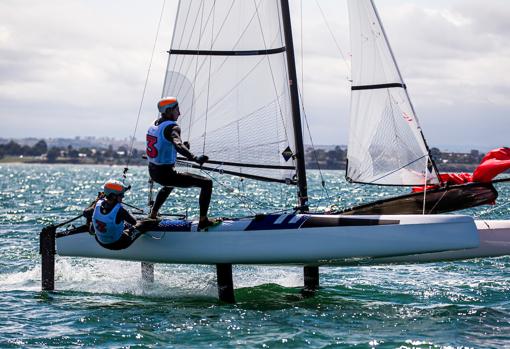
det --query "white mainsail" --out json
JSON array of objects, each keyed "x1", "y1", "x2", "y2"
[
  {"x1": 162, "y1": 0, "x2": 297, "y2": 184},
  {"x1": 346, "y1": 0, "x2": 440, "y2": 186}
]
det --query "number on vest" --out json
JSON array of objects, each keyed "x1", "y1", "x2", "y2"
[
  {"x1": 95, "y1": 220, "x2": 107, "y2": 233},
  {"x1": 146, "y1": 135, "x2": 158, "y2": 158}
]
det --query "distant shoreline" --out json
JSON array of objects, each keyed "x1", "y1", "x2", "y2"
[{"x1": 0, "y1": 157, "x2": 481, "y2": 173}]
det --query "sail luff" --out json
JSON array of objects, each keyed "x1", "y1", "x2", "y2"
[
  {"x1": 368, "y1": 0, "x2": 442, "y2": 184},
  {"x1": 280, "y1": 0, "x2": 308, "y2": 210}
]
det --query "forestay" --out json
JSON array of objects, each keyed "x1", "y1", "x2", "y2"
[
  {"x1": 346, "y1": 0, "x2": 440, "y2": 186},
  {"x1": 162, "y1": 0, "x2": 297, "y2": 184}
]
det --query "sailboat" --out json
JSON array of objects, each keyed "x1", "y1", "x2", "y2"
[{"x1": 47, "y1": 0, "x2": 510, "y2": 300}]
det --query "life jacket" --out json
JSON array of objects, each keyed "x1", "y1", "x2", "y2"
[
  {"x1": 92, "y1": 199, "x2": 124, "y2": 244},
  {"x1": 146, "y1": 119, "x2": 177, "y2": 165}
]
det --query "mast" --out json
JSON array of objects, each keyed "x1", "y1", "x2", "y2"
[{"x1": 280, "y1": 0, "x2": 308, "y2": 211}]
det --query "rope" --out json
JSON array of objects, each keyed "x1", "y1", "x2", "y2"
[
  {"x1": 123, "y1": 202, "x2": 145, "y2": 214},
  {"x1": 199, "y1": 168, "x2": 256, "y2": 215},
  {"x1": 199, "y1": 167, "x2": 290, "y2": 216},
  {"x1": 475, "y1": 200, "x2": 510, "y2": 219},
  {"x1": 51, "y1": 214, "x2": 83, "y2": 230},
  {"x1": 422, "y1": 156, "x2": 429, "y2": 214},
  {"x1": 123, "y1": 0, "x2": 167, "y2": 178}
]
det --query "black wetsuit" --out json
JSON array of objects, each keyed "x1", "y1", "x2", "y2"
[
  {"x1": 149, "y1": 119, "x2": 212, "y2": 217},
  {"x1": 83, "y1": 202, "x2": 139, "y2": 250}
]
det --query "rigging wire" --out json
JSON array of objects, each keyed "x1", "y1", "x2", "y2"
[
  {"x1": 314, "y1": 0, "x2": 351, "y2": 80},
  {"x1": 422, "y1": 156, "x2": 429, "y2": 214},
  {"x1": 124, "y1": 0, "x2": 167, "y2": 178},
  {"x1": 188, "y1": 0, "x2": 206, "y2": 141},
  {"x1": 197, "y1": 163, "x2": 295, "y2": 216},
  {"x1": 253, "y1": 0, "x2": 292, "y2": 148},
  {"x1": 295, "y1": 0, "x2": 330, "y2": 204},
  {"x1": 199, "y1": 169, "x2": 257, "y2": 215},
  {"x1": 167, "y1": 1, "x2": 193, "y2": 90},
  {"x1": 298, "y1": 87, "x2": 331, "y2": 202},
  {"x1": 202, "y1": 0, "x2": 217, "y2": 154}
]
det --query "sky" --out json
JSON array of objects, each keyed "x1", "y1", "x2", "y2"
[{"x1": 0, "y1": 0, "x2": 509, "y2": 152}]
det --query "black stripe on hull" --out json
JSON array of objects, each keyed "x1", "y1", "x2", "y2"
[{"x1": 301, "y1": 215, "x2": 399, "y2": 228}]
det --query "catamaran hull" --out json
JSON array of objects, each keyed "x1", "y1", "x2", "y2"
[
  {"x1": 341, "y1": 220, "x2": 510, "y2": 266},
  {"x1": 56, "y1": 214, "x2": 480, "y2": 265}
]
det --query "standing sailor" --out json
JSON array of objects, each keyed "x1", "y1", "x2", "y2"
[
  {"x1": 147, "y1": 96, "x2": 216, "y2": 230},
  {"x1": 84, "y1": 179, "x2": 140, "y2": 250}
]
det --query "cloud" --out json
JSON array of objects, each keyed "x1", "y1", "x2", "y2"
[
  {"x1": 0, "y1": 0, "x2": 176, "y2": 137},
  {"x1": 0, "y1": 0, "x2": 507, "y2": 150}
]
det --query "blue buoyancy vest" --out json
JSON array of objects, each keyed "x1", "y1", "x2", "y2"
[
  {"x1": 92, "y1": 200, "x2": 124, "y2": 244},
  {"x1": 146, "y1": 120, "x2": 177, "y2": 165}
]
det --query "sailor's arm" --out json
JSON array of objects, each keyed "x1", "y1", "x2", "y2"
[
  {"x1": 83, "y1": 206, "x2": 94, "y2": 223},
  {"x1": 118, "y1": 207, "x2": 137, "y2": 226},
  {"x1": 164, "y1": 124, "x2": 195, "y2": 160}
]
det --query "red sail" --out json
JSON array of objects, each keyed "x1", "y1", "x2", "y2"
[
  {"x1": 472, "y1": 147, "x2": 510, "y2": 182},
  {"x1": 412, "y1": 147, "x2": 510, "y2": 193},
  {"x1": 412, "y1": 173, "x2": 472, "y2": 193}
]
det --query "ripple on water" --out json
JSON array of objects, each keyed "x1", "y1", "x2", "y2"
[{"x1": 0, "y1": 164, "x2": 509, "y2": 348}]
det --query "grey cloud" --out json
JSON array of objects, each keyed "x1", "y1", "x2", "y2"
[
  {"x1": 0, "y1": 0, "x2": 507, "y2": 149},
  {"x1": 458, "y1": 0, "x2": 510, "y2": 35}
]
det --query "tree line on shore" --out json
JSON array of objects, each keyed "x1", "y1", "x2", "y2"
[
  {"x1": 0, "y1": 139, "x2": 488, "y2": 170},
  {"x1": 304, "y1": 146, "x2": 485, "y2": 172},
  {"x1": 0, "y1": 140, "x2": 143, "y2": 164}
]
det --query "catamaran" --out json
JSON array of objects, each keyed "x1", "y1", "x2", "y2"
[{"x1": 41, "y1": 0, "x2": 510, "y2": 302}]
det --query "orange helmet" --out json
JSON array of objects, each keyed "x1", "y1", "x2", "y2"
[
  {"x1": 103, "y1": 179, "x2": 130, "y2": 197},
  {"x1": 158, "y1": 96, "x2": 178, "y2": 113}
]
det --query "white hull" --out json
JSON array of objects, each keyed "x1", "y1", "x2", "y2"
[
  {"x1": 57, "y1": 214, "x2": 480, "y2": 265},
  {"x1": 346, "y1": 220, "x2": 510, "y2": 266}
]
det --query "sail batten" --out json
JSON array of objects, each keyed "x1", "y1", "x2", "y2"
[
  {"x1": 346, "y1": 0, "x2": 440, "y2": 186},
  {"x1": 169, "y1": 47, "x2": 286, "y2": 56},
  {"x1": 352, "y1": 83, "x2": 406, "y2": 91}
]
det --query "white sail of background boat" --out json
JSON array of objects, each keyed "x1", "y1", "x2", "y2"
[
  {"x1": 54, "y1": 0, "x2": 510, "y2": 277},
  {"x1": 340, "y1": 0, "x2": 507, "y2": 215},
  {"x1": 346, "y1": 0, "x2": 440, "y2": 186}
]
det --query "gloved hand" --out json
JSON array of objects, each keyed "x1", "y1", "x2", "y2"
[
  {"x1": 183, "y1": 141, "x2": 190, "y2": 149},
  {"x1": 194, "y1": 155, "x2": 209, "y2": 165}
]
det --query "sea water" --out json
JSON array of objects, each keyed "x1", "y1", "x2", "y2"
[{"x1": 0, "y1": 164, "x2": 509, "y2": 348}]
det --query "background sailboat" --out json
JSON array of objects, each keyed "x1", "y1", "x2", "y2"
[{"x1": 339, "y1": 0, "x2": 509, "y2": 215}]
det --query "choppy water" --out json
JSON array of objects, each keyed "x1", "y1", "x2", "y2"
[{"x1": 1, "y1": 164, "x2": 509, "y2": 348}]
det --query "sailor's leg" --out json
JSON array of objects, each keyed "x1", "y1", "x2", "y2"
[
  {"x1": 197, "y1": 177, "x2": 213, "y2": 219},
  {"x1": 170, "y1": 172, "x2": 213, "y2": 220},
  {"x1": 150, "y1": 186, "x2": 173, "y2": 218}
]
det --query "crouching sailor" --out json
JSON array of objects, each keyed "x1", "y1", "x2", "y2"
[{"x1": 84, "y1": 179, "x2": 140, "y2": 250}]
